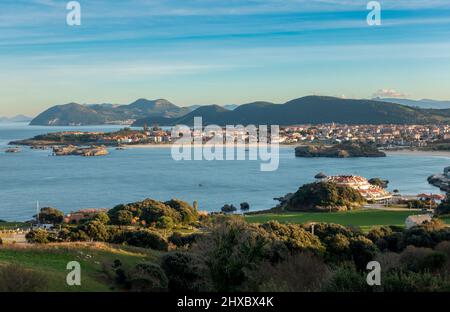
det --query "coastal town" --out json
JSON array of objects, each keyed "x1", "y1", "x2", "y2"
[{"x1": 7, "y1": 123, "x2": 450, "y2": 152}]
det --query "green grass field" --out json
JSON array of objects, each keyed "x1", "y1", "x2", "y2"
[
  {"x1": 244, "y1": 209, "x2": 448, "y2": 230},
  {"x1": 0, "y1": 243, "x2": 160, "y2": 292}
]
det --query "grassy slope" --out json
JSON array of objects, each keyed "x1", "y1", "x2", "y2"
[
  {"x1": 245, "y1": 209, "x2": 450, "y2": 230},
  {"x1": 0, "y1": 243, "x2": 160, "y2": 292}
]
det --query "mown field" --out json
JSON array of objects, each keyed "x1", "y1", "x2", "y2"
[
  {"x1": 245, "y1": 209, "x2": 450, "y2": 230},
  {"x1": 0, "y1": 243, "x2": 160, "y2": 292}
]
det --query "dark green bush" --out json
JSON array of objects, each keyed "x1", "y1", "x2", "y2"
[
  {"x1": 110, "y1": 229, "x2": 169, "y2": 251},
  {"x1": 161, "y1": 252, "x2": 204, "y2": 292}
]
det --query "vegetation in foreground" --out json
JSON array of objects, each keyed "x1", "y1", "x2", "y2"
[
  {"x1": 4, "y1": 216, "x2": 450, "y2": 292},
  {"x1": 2, "y1": 190, "x2": 450, "y2": 292}
]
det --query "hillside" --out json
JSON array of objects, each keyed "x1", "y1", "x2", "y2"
[
  {"x1": 133, "y1": 96, "x2": 450, "y2": 126},
  {"x1": 30, "y1": 99, "x2": 190, "y2": 126},
  {"x1": 0, "y1": 243, "x2": 159, "y2": 292}
]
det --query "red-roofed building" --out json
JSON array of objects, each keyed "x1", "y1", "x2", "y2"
[{"x1": 325, "y1": 175, "x2": 392, "y2": 201}]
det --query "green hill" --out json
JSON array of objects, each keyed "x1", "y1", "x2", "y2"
[{"x1": 30, "y1": 99, "x2": 190, "y2": 126}]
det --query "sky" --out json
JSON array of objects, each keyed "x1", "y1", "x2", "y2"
[{"x1": 1, "y1": 0, "x2": 450, "y2": 117}]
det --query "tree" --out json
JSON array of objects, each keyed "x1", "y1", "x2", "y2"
[
  {"x1": 368, "y1": 178, "x2": 389, "y2": 189},
  {"x1": 240, "y1": 202, "x2": 250, "y2": 211},
  {"x1": 113, "y1": 210, "x2": 133, "y2": 226},
  {"x1": 221, "y1": 204, "x2": 237, "y2": 213},
  {"x1": 93, "y1": 211, "x2": 110, "y2": 224},
  {"x1": 349, "y1": 236, "x2": 378, "y2": 271},
  {"x1": 81, "y1": 220, "x2": 109, "y2": 242},
  {"x1": 194, "y1": 219, "x2": 268, "y2": 291},
  {"x1": 38, "y1": 207, "x2": 64, "y2": 224}
]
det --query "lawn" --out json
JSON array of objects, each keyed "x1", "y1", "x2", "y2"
[
  {"x1": 0, "y1": 242, "x2": 160, "y2": 292},
  {"x1": 244, "y1": 209, "x2": 444, "y2": 230}
]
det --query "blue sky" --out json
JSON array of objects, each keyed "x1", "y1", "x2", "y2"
[{"x1": 1, "y1": 0, "x2": 450, "y2": 116}]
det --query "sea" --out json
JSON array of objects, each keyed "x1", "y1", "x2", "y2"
[{"x1": 0, "y1": 122, "x2": 448, "y2": 221}]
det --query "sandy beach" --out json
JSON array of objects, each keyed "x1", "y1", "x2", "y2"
[{"x1": 385, "y1": 150, "x2": 450, "y2": 157}]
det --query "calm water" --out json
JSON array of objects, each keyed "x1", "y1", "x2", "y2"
[{"x1": 0, "y1": 122, "x2": 448, "y2": 221}]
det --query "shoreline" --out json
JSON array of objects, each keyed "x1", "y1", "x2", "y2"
[{"x1": 384, "y1": 150, "x2": 450, "y2": 157}]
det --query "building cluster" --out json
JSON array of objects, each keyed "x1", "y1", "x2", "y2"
[
  {"x1": 280, "y1": 124, "x2": 450, "y2": 147},
  {"x1": 316, "y1": 174, "x2": 392, "y2": 201},
  {"x1": 56, "y1": 123, "x2": 450, "y2": 147},
  {"x1": 64, "y1": 208, "x2": 108, "y2": 224}
]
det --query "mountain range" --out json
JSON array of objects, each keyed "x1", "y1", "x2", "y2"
[
  {"x1": 375, "y1": 98, "x2": 450, "y2": 109},
  {"x1": 29, "y1": 96, "x2": 450, "y2": 126},
  {"x1": 133, "y1": 96, "x2": 450, "y2": 126}
]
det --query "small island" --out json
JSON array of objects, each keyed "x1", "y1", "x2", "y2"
[
  {"x1": 295, "y1": 142, "x2": 386, "y2": 158},
  {"x1": 52, "y1": 145, "x2": 109, "y2": 157}
]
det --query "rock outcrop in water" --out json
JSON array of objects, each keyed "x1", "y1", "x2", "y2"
[
  {"x1": 295, "y1": 143, "x2": 386, "y2": 158},
  {"x1": 52, "y1": 145, "x2": 109, "y2": 157},
  {"x1": 428, "y1": 166, "x2": 450, "y2": 192}
]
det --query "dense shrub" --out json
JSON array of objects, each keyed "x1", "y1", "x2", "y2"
[
  {"x1": 79, "y1": 220, "x2": 110, "y2": 242},
  {"x1": 93, "y1": 211, "x2": 110, "y2": 224},
  {"x1": 251, "y1": 253, "x2": 332, "y2": 292},
  {"x1": 259, "y1": 221, "x2": 325, "y2": 256},
  {"x1": 325, "y1": 266, "x2": 371, "y2": 292},
  {"x1": 161, "y1": 252, "x2": 204, "y2": 292},
  {"x1": 110, "y1": 210, "x2": 134, "y2": 226},
  {"x1": 108, "y1": 198, "x2": 198, "y2": 226},
  {"x1": 401, "y1": 220, "x2": 450, "y2": 249},
  {"x1": 169, "y1": 232, "x2": 204, "y2": 248},
  {"x1": 193, "y1": 219, "x2": 268, "y2": 291},
  {"x1": 383, "y1": 271, "x2": 450, "y2": 292},
  {"x1": 349, "y1": 236, "x2": 378, "y2": 271},
  {"x1": 436, "y1": 193, "x2": 450, "y2": 216},
  {"x1": 400, "y1": 246, "x2": 447, "y2": 273},
  {"x1": 110, "y1": 229, "x2": 169, "y2": 251},
  {"x1": 126, "y1": 263, "x2": 168, "y2": 292},
  {"x1": 25, "y1": 229, "x2": 59, "y2": 244}
]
